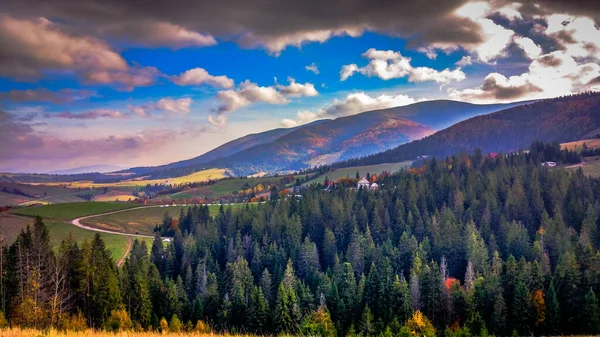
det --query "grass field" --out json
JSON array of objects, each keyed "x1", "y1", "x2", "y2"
[
  {"x1": 169, "y1": 176, "x2": 288, "y2": 200},
  {"x1": 304, "y1": 161, "x2": 413, "y2": 185},
  {"x1": 0, "y1": 213, "x2": 32, "y2": 245},
  {"x1": 80, "y1": 204, "x2": 240, "y2": 235},
  {"x1": 0, "y1": 190, "x2": 33, "y2": 206},
  {"x1": 10, "y1": 202, "x2": 139, "y2": 221},
  {"x1": 561, "y1": 139, "x2": 600, "y2": 151},
  {"x1": 568, "y1": 156, "x2": 600, "y2": 177},
  {"x1": 36, "y1": 168, "x2": 231, "y2": 188}
]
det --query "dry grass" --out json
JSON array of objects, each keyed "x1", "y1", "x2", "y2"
[
  {"x1": 34, "y1": 168, "x2": 231, "y2": 188},
  {"x1": 0, "y1": 328, "x2": 266, "y2": 337},
  {"x1": 561, "y1": 139, "x2": 600, "y2": 151}
]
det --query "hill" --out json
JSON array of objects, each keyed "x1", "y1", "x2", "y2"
[
  {"x1": 47, "y1": 164, "x2": 125, "y2": 174},
  {"x1": 200, "y1": 100, "x2": 521, "y2": 175},
  {"x1": 340, "y1": 92, "x2": 600, "y2": 167}
]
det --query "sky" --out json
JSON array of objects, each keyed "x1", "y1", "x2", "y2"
[{"x1": 0, "y1": 0, "x2": 599, "y2": 173}]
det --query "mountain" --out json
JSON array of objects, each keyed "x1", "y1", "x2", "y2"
[
  {"x1": 201, "y1": 100, "x2": 523, "y2": 175},
  {"x1": 340, "y1": 92, "x2": 600, "y2": 167},
  {"x1": 47, "y1": 164, "x2": 125, "y2": 175}
]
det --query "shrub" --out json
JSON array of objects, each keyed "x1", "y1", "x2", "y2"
[
  {"x1": 196, "y1": 319, "x2": 211, "y2": 333},
  {"x1": 105, "y1": 309, "x2": 133, "y2": 332},
  {"x1": 56, "y1": 312, "x2": 87, "y2": 331},
  {"x1": 0, "y1": 311, "x2": 8, "y2": 328},
  {"x1": 169, "y1": 314, "x2": 182, "y2": 332},
  {"x1": 159, "y1": 317, "x2": 169, "y2": 333},
  {"x1": 300, "y1": 307, "x2": 336, "y2": 337}
]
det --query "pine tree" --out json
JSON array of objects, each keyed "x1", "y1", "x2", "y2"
[
  {"x1": 545, "y1": 280, "x2": 560, "y2": 335},
  {"x1": 583, "y1": 288, "x2": 600, "y2": 334},
  {"x1": 511, "y1": 280, "x2": 531, "y2": 335}
]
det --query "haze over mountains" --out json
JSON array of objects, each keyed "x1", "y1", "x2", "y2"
[{"x1": 128, "y1": 100, "x2": 524, "y2": 176}]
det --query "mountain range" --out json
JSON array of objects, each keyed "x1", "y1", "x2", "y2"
[
  {"x1": 129, "y1": 100, "x2": 523, "y2": 176},
  {"x1": 339, "y1": 92, "x2": 600, "y2": 168}
]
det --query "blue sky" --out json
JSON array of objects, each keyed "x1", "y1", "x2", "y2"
[{"x1": 0, "y1": 1, "x2": 599, "y2": 172}]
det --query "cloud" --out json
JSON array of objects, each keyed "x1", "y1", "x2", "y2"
[
  {"x1": 45, "y1": 109, "x2": 127, "y2": 120},
  {"x1": 448, "y1": 50, "x2": 600, "y2": 103},
  {"x1": 456, "y1": 55, "x2": 473, "y2": 66},
  {"x1": 306, "y1": 63, "x2": 319, "y2": 74},
  {"x1": 41, "y1": 98, "x2": 194, "y2": 120},
  {"x1": 103, "y1": 21, "x2": 216, "y2": 49},
  {"x1": 514, "y1": 36, "x2": 542, "y2": 59},
  {"x1": 0, "y1": 88, "x2": 93, "y2": 104},
  {"x1": 171, "y1": 67, "x2": 234, "y2": 88},
  {"x1": 544, "y1": 15, "x2": 600, "y2": 60},
  {"x1": 155, "y1": 98, "x2": 193, "y2": 115},
  {"x1": 212, "y1": 78, "x2": 319, "y2": 126},
  {"x1": 340, "y1": 48, "x2": 466, "y2": 84},
  {"x1": 276, "y1": 77, "x2": 319, "y2": 97},
  {"x1": 0, "y1": 16, "x2": 159, "y2": 89},
  {"x1": 281, "y1": 92, "x2": 421, "y2": 127},
  {"x1": 0, "y1": 109, "x2": 216, "y2": 172},
  {"x1": 0, "y1": 1, "x2": 491, "y2": 54}
]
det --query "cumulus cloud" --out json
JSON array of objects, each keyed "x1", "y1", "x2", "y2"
[
  {"x1": 155, "y1": 98, "x2": 193, "y2": 115},
  {"x1": 0, "y1": 88, "x2": 93, "y2": 104},
  {"x1": 281, "y1": 92, "x2": 421, "y2": 127},
  {"x1": 340, "y1": 48, "x2": 466, "y2": 84},
  {"x1": 0, "y1": 16, "x2": 159, "y2": 89},
  {"x1": 456, "y1": 55, "x2": 473, "y2": 66},
  {"x1": 514, "y1": 36, "x2": 542, "y2": 59},
  {"x1": 306, "y1": 63, "x2": 319, "y2": 74},
  {"x1": 448, "y1": 50, "x2": 600, "y2": 103},
  {"x1": 211, "y1": 78, "x2": 319, "y2": 126},
  {"x1": 544, "y1": 15, "x2": 600, "y2": 60},
  {"x1": 171, "y1": 67, "x2": 234, "y2": 88}
]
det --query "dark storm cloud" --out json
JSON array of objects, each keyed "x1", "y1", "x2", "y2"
[
  {"x1": 0, "y1": 0, "x2": 486, "y2": 52},
  {"x1": 513, "y1": 0, "x2": 600, "y2": 18},
  {"x1": 537, "y1": 53, "x2": 564, "y2": 67}
]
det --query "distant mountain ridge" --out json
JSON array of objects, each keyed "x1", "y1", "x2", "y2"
[
  {"x1": 338, "y1": 92, "x2": 600, "y2": 167},
  {"x1": 47, "y1": 164, "x2": 125, "y2": 175},
  {"x1": 140, "y1": 100, "x2": 524, "y2": 176}
]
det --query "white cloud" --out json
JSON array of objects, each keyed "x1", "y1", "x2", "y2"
[
  {"x1": 276, "y1": 77, "x2": 319, "y2": 97},
  {"x1": 456, "y1": 55, "x2": 473, "y2": 66},
  {"x1": 514, "y1": 36, "x2": 542, "y2": 59},
  {"x1": 281, "y1": 92, "x2": 421, "y2": 126},
  {"x1": 117, "y1": 22, "x2": 216, "y2": 49},
  {"x1": 306, "y1": 63, "x2": 320, "y2": 74},
  {"x1": 448, "y1": 51, "x2": 600, "y2": 103},
  {"x1": 171, "y1": 67, "x2": 234, "y2": 88},
  {"x1": 545, "y1": 15, "x2": 600, "y2": 60},
  {"x1": 340, "y1": 48, "x2": 465, "y2": 84},
  {"x1": 155, "y1": 98, "x2": 193, "y2": 115}
]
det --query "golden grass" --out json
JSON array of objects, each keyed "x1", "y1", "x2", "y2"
[
  {"x1": 0, "y1": 328, "x2": 266, "y2": 337},
  {"x1": 29, "y1": 168, "x2": 231, "y2": 188},
  {"x1": 561, "y1": 139, "x2": 600, "y2": 151}
]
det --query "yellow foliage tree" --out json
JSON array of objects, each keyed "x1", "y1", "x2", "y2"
[
  {"x1": 406, "y1": 310, "x2": 436, "y2": 337},
  {"x1": 195, "y1": 319, "x2": 211, "y2": 333},
  {"x1": 159, "y1": 317, "x2": 169, "y2": 333},
  {"x1": 531, "y1": 289, "x2": 546, "y2": 327}
]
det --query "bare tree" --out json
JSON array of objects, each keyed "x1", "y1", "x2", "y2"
[{"x1": 48, "y1": 253, "x2": 73, "y2": 326}]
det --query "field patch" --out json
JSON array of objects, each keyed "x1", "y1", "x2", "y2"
[
  {"x1": 10, "y1": 202, "x2": 139, "y2": 221},
  {"x1": 304, "y1": 161, "x2": 413, "y2": 185},
  {"x1": 561, "y1": 139, "x2": 600, "y2": 152},
  {"x1": 80, "y1": 204, "x2": 237, "y2": 235},
  {"x1": 0, "y1": 213, "x2": 33, "y2": 245},
  {"x1": 567, "y1": 156, "x2": 600, "y2": 177}
]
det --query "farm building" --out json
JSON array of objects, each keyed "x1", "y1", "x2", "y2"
[{"x1": 542, "y1": 161, "x2": 557, "y2": 167}]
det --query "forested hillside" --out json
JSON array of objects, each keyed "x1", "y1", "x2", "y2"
[
  {"x1": 3, "y1": 147, "x2": 600, "y2": 336},
  {"x1": 339, "y1": 92, "x2": 600, "y2": 168}
]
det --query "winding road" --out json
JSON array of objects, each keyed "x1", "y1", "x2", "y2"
[{"x1": 70, "y1": 205, "x2": 162, "y2": 239}]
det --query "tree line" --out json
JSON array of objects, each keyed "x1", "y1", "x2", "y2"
[{"x1": 1, "y1": 146, "x2": 600, "y2": 336}]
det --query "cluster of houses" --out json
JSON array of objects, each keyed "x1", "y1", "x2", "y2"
[{"x1": 357, "y1": 177, "x2": 378, "y2": 190}]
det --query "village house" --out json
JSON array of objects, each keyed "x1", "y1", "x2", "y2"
[
  {"x1": 357, "y1": 178, "x2": 370, "y2": 189},
  {"x1": 542, "y1": 161, "x2": 557, "y2": 167},
  {"x1": 369, "y1": 183, "x2": 378, "y2": 190}
]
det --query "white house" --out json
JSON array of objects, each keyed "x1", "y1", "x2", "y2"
[
  {"x1": 357, "y1": 178, "x2": 370, "y2": 189},
  {"x1": 542, "y1": 161, "x2": 557, "y2": 167},
  {"x1": 369, "y1": 183, "x2": 379, "y2": 190}
]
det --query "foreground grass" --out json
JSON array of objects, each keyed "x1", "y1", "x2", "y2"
[
  {"x1": 10, "y1": 202, "x2": 139, "y2": 221},
  {"x1": 0, "y1": 328, "x2": 259, "y2": 337}
]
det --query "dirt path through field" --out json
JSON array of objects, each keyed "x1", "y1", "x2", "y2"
[{"x1": 116, "y1": 237, "x2": 133, "y2": 267}]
